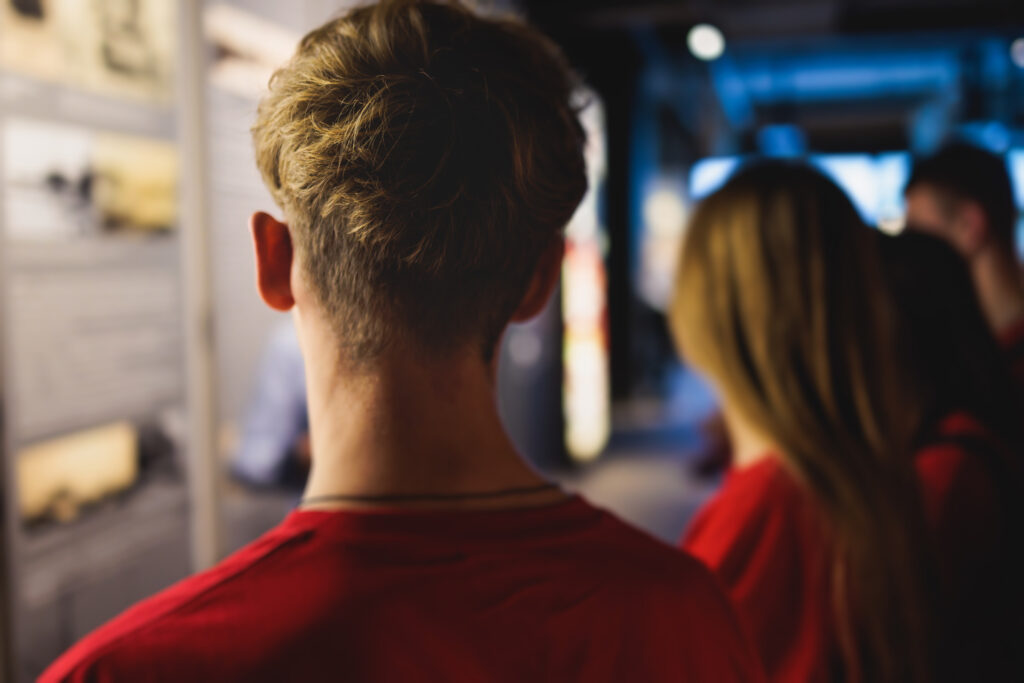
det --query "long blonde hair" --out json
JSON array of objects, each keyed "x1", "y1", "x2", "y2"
[{"x1": 670, "y1": 162, "x2": 939, "y2": 683}]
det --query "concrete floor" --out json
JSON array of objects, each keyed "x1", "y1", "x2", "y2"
[{"x1": 560, "y1": 446, "x2": 719, "y2": 545}]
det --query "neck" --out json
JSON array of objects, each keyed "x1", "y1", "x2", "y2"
[
  {"x1": 720, "y1": 402, "x2": 776, "y2": 469},
  {"x1": 969, "y1": 246, "x2": 1024, "y2": 335},
  {"x1": 296, "y1": 317, "x2": 558, "y2": 510}
]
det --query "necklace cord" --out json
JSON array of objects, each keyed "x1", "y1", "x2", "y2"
[{"x1": 300, "y1": 482, "x2": 561, "y2": 506}]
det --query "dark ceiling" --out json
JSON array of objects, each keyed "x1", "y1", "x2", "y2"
[
  {"x1": 518, "y1": 0, "x2": 1024, "y2": 158},
  {"x1": 523, "y1": 0, "x2": 1022, "y2": 39}
]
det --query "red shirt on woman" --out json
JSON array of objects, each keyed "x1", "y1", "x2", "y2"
[{"x1": 682, "y1": 413, "x2": 1019, "y2": 682}]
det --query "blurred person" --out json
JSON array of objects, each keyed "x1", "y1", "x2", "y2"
[
  {"x1": 878, "y1": 229, "x2": 1022, "y2": 448},
  {"x1": 231, "y1": 318, "x2": 310, "y2": 489},
  {"x1": 42, "y1": 2, "x2": 762, "y2": 682},
  {"x1": 904, "y1": 142, "x2": 1024, "y2": 380},
  {"x1": 669, "y1": 162, "x2": 952, "y2": 683},
  {"x1": 877, "y1": 230, "x2": 1024, "y2": 680}
]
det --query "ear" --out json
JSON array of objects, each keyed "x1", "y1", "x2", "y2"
[
  {"x1": 250, "y1": 211, "x2": 295, "y2": 311},
  {"x1": 511, "y1": 238, "x2": 565, "y2": 322},
  {"x1": 955, "y1": 201, "x2": 988, "y2": 255}
]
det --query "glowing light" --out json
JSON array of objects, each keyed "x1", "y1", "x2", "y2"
[
  {"x1": 687, "y1": 24, "x2": 725, "y2": 62},
  {"x1": 877, "y1": 215, "x2": 905, "y2": 235},
  {"x1": 563, "y1": 334, "x2": 610, "y2": 461},
  {"x1": 562, "y1": 93, "x2": 611, "y2": 462},
  {"x1": 1012, "y1": 38, "x2": 1024, "y2": 69},
  {"x1": 690, "y1": 157, "x2": 740, "y2": 200},
  {"x1": 690, "y1": 151, "x2": 917, "y2": 233},
  {"x1": 643, "y1": 188, "x2": 687, "y2": 238},
  {"x1": 639, "y1": 180, "x2": 687, "y2": 310}
]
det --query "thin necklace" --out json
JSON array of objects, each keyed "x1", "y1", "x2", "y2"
[{"x1": 301, "y1": 481, "x2": 561, "y2": 506}]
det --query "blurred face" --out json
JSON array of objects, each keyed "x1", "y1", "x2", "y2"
[
  {"x1": 905, "y1": 183, "x2": 989, "y2": 257},
  {"x1": 904, "y1": 184, "x2": 954, "y2": 241}
]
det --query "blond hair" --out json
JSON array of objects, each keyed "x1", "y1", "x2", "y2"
[
  {"x1": 253, "y1": 0, "x2": 586, "y2": 360},
  {"x1": 670, "y1": 162, "x2": 940, "y2": 683}
]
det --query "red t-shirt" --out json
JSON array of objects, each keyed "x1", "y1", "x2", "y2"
[
  {"x1": 915, "y1": 413, "x2": 1024, "y2": 680},
  {"x1": 682, "y1": 414, "x2": 1019, "y2": 683},
  {"x1": 43, "y1": 495, "x2": 764, "y2": 683},
  {"x1": 682, "y1": 457, "x2": 833, "y2": 682}
]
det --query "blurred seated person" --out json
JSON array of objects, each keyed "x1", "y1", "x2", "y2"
[
  {"x1": 904, "y1": 142, "x2": 1024, "y2": 381},
  {"x1": 669, "y1": 161, "x2": 1019, "y2": 683},
  {"x1": 231, "y1": 318, "x2": 310, "y2": 489},
  {"x1": 41, "y1": 2, "x2": 762, "y2": 682}
]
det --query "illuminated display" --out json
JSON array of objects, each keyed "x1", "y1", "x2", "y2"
[
  {"x1": 638, "y1": 176, "x2": 688, "y2": 311},
  {"x1": 1008, "y1": 150, "x2": 1024, "y2": 256},
  {"x1": 1009, "y1": 150, "x2": 1024, "y2": 210},
  {"x1": 688, "y1": 152, "x2": 913, "y2": 229},
  {"x1": 562, "y1": 95, "x2": 610, "y2": 462}
]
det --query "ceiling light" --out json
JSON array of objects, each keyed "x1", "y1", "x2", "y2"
[{"x1": 688, "y1": 23, "x2": 725, "y2": 62}]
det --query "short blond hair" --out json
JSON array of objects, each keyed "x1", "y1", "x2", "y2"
[{"x1": 253, "y1": 0, "x2": 586, "y2": 361}]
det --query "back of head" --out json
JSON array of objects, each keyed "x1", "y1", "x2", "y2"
[
  {"x1": 253, "y1": 0, "x2": 586, "y2": 361},
  {"x1": 878, "y1": 230, "x2": 1017, "y2": 441},
  {"x1": 669, "y1": 160, "x2": 939, "y2": 683},
  {"x1": 906, "y1": 141, "x2": 1016, "y2": 250},
  {"x1": 672, "y1": 161, "x2": 911, "y2": 466}
]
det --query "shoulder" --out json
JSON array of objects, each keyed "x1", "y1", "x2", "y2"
[
  {"x1": 699, "y1": 457, "x2": 803, "y2": 520},
  {"x1": 915, "y1": 413, "x2": 1007, "y2": 524},
  {"x1": 574, "y1": 498, "x2": 721, "y2": 584},
  {"x1": 915, "y1": 413, "x2": 1007, "y2": 490},
  {"x1": 578, "y1": 504, "x2": 764, "y2": 680},
  {"x1": 577, "y1": 503, "x2": 750, "y2": 639},
  {"x1": 39, "y1": 517, "x2": 317, "y2": 682},
  {"x1": 683, "y1": 458, "x2": 811, "y2": 568}
]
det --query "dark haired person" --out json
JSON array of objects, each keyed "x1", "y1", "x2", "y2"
[
  {"x1": 904, "y1": 142, "x2": 1024, "y2": 382},
  {"x1": 42, "y1": 2, "x2": 761, "y2": 681},
  {"x1": 877, "y1": 231, "x2": 1024, "y2": 682}
]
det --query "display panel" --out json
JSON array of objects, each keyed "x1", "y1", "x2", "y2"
[
  {"x1": 5, "y1": 241, "x2": 183, "y2": 443},
  {"x1": 688, "y1": 152, "x2": 912, "y2": 230},
  {"x1": 2, "y1": 120, "x2": 177, "y2": 240},
  {"x1": 562, "y1": 97, "x2": 610, "y2": 461},
  {"x1": 2, "y1": 119, "x2": 182, "y2": 444},
  {"x1": 0, "y1": 0, "x2": 175, "y2": 103},
  {"x1": 0, "y1": 115, "x2": 188, "y2": 680}
]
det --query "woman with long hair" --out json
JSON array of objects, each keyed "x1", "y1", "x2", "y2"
[{"x1": 669, "y1": 161, "x2": 942, "y2": 682}]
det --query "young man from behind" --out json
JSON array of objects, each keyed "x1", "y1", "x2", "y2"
[
  {"x1": 42, "y1": 2, "x2": 761, "y2": 680},
  {"x1": 904, "y1": 142, "x2": 1024, "y2": 380}
]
